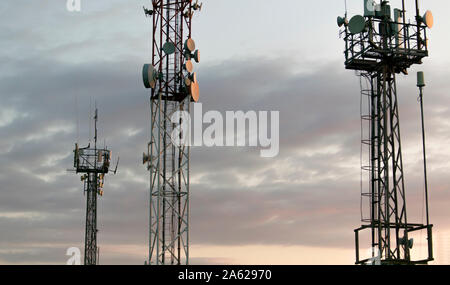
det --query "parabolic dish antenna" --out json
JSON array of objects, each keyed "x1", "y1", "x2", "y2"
[
  {"x1": 190, "y1": 81, "x2": 199, "y2": 102},
  {"x1": 337, "y1": 16, "x2": 348, "y2": 27},
  {"x1": 162, "y1": 41, "x2": 176, "y2": 55},
  {"x1": 185, "y1": 38, "x2": 196, "y2": 52},
  {"x1": 349, "y1": 15, "x2": 366, "y2": 34},
  {"x1": 423, "y1": 10, "x2": 434, "y2": 29},
  {"x1": 142, "y1": 64, "x2": 157, "y2": 89},
  {"x1": 185, "y1": 60, "x2": 194, "y2": 73},
  {"x1": 193, "y1": 50, "x2": 200, "y2": 63}
]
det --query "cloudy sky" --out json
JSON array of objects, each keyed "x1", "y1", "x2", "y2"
[{"x1": 1, "y1": 0, "x2": 450, "y2": 265}]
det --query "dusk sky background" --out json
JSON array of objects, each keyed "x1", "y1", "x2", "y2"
[{"x1": 1, "y1": 0, "x2": 450, "y2": 264}]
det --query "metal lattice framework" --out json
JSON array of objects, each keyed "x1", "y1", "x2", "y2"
[
  {"x1": 339, "y1": 0, "x2": 433, "y2": 265},
  {"x1": 143, "y1": 0, "x2": 200, "y2": 265},
  {"x1": 83, "y1": 172, "x2": 98, "y2": 265},
  {"x1": 73, "y1": 109, "x2": 116, "y2": 265}
]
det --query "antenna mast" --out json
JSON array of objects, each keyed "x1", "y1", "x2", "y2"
[
  {"x1": 72, "y1": 108, "x2": 117, "y2": 265},
  {"x1": 142, "y1": 0, "x2": 202, "y2": 265},
  {"x1": 337, "y1": 0, "x2": 434, "y2": 265}
]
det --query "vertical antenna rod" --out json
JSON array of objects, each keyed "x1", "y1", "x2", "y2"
[{"x1": 417, "y1": 72, "x2": 430, "y2": 226}]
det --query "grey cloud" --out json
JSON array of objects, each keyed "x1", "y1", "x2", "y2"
[
  {"x1": 1, "y1": 1, "x2": 450, "y2": 265},
  {"x1": 1, "y1": 54, "x2": 450, "y2": 264}
]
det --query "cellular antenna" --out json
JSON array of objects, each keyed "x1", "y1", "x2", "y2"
[
  {"x1": 141, "y1": 0, "x2": 202, "y2": 265},
  {"x1": 337, "y1": 0, "x2": 434, "y2": 265},
  {"x1": 71, "y1": 108, "x2": 118, "y2": 265}
]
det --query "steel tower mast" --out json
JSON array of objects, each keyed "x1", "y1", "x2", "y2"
[
  {"x1": 142, "y1": 0, "x2": 202, "y2": 265},
  {"x1": 72, "y1": 109, "x2": 118, "y2": 265},
  {"x1": 337, "y1": 0, "x2": 434, "y2": 265}
]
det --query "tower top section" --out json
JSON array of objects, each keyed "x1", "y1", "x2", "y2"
[
  {"x1": 337, "y1": 0, "x2": 434, "y2": 73},
  {"x1": 72, "y1": 108, "x2": 118, "y2": 175}
]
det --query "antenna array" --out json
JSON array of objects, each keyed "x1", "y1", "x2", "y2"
[
  {"x1": 337, "y1": 0, "x2": 434, "y2": 265},
  {"x1": 72, "y1": 108, "x2": 118, "y2": 265},
  {"x1": 142, "y1": 0, "x2": 202, "y2": 265}
]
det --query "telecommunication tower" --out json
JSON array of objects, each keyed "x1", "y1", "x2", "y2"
[
  {"x1": 141, "y1": 0, "x2": 202, "y2": 265},
  {"x1": 72, "y1": 108, "x2": 118, "y2": 265},
  {"x1": 337, "y1": 0, "x2": 434, "y2": 264}
]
